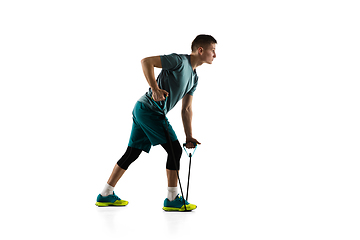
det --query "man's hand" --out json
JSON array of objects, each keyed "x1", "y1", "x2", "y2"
[
  {"x1": 185, "y1": 137, "x2": 201, "y2": 149},
  {"x1": 152, "y1": 88, "x2": 169, "y2": 101}
]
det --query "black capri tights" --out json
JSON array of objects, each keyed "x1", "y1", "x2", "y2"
[{"x1": 117, "y1": 140, "x2": 182, "y2": 170}]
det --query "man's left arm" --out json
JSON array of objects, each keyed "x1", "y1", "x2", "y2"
[{"x1": 182, "y1": 94, "x2": 201, "y2": 149}]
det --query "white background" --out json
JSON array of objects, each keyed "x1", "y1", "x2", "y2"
[{"x1": 1, "y1": 0, "x2": 360, "y2": 239}]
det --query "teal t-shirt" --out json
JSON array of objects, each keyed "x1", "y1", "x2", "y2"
[{"x1": 138, "y1": 53, "x2": 198, "y2": 115}]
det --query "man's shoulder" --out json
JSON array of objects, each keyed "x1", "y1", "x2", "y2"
[
  {"x1": 162, "y1": 53, "x2": 188, "y2": 60},
  {"x1": 161, "y1": 53, "x2": 189, "y2": 71}
]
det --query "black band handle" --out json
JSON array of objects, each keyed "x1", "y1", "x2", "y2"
[{"x1": 183, "y1": 142, "x2": 197, "y2": 147}]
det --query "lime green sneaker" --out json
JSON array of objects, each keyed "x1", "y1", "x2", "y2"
[
  {"x1": 163, "y1": 194, "x2": 197, "y2": 211},
  {"x1": 95, "y1": 192, "x2": 128, "y2": 207}
]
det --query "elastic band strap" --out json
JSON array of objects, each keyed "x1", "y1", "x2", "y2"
[{"x1": 183, "y1": 145, "x2": 197, "y2": 157}]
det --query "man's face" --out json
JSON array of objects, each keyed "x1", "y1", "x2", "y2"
[{"x1": 201, "y1": 43, "x2": 217, "y2": 64}]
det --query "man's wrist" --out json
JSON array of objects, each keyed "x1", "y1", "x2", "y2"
[{"x1": 151, "y1": 85, "x2": 160, "y2": 91}]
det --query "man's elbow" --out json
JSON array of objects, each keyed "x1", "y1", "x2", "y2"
[
  {"x1": 141, "y1": 56, "x2": 162, "y2": 68},
  {"x1": 141, "y1": 57, "x2": 149, "y2": 66},
  {"x1": 181, "y1": 107, "x2": 192, "y2": 115}
]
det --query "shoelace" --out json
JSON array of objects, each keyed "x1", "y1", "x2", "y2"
[
  {"x1": 176, "y1": 195, "x2": 189, "y2": 205},
  {"x1": 111, "y1": 194, "x2": 121, "y2": 201}
]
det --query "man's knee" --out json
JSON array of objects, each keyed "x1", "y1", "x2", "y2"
[
  {"x1": 117, "y1": 146, "x2": 142, "y2": 170},
  {"x1": 166, "y1": 141, "x2": 182, "y2": 170}
]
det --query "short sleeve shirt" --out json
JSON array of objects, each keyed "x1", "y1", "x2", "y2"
[{"x1": 138, "y1": 53, "x2": 198, "y2": 115}]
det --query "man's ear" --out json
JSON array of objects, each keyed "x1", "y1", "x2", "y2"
[{"x1": 198, "y1": 47, "x2": 204, "y2": 55}]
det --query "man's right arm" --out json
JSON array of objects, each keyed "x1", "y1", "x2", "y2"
[{"x1": 141, "y1": 56, "x2": 168, "y2": 101}]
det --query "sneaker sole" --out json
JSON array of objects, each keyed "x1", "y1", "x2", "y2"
[
  {"x1": 163, "y1": 204, "x2": 197, "y2": 212},
  {"x1": 95, "y1": 200, "x2": 128, "y2": 207}
]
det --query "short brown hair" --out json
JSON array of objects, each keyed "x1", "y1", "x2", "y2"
[{"x1": 191, "y1": 34, "x2": 217, "y2": 52}]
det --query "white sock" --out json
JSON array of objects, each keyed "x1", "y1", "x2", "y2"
[
  {"x1": 101, "y1": 183, "x2": 114, "y2": 197},
  {"x1": 167, "y1": 187, "x2": 178, "y2": 201}
]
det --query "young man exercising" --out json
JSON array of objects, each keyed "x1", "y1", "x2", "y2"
[{"x1": 96, "y1": 34, "x2": 217, "y2": 211}]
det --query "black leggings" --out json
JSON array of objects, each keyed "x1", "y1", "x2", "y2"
[{"x1": 117, "y1": 140, "x2": 182, "y2": 170}]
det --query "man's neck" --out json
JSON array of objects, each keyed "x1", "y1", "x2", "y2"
[{"x1": 190, "y1": 54, "x2": 203, "y2": 71}]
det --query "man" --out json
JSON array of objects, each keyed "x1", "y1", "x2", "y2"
[{"x1": 96, "y1": 34, "x2": 217, "y2": 211}]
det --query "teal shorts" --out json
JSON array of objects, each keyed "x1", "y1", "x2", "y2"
[{"x1": 128, "y1": 101, "x2": 177, "y2": 153}]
